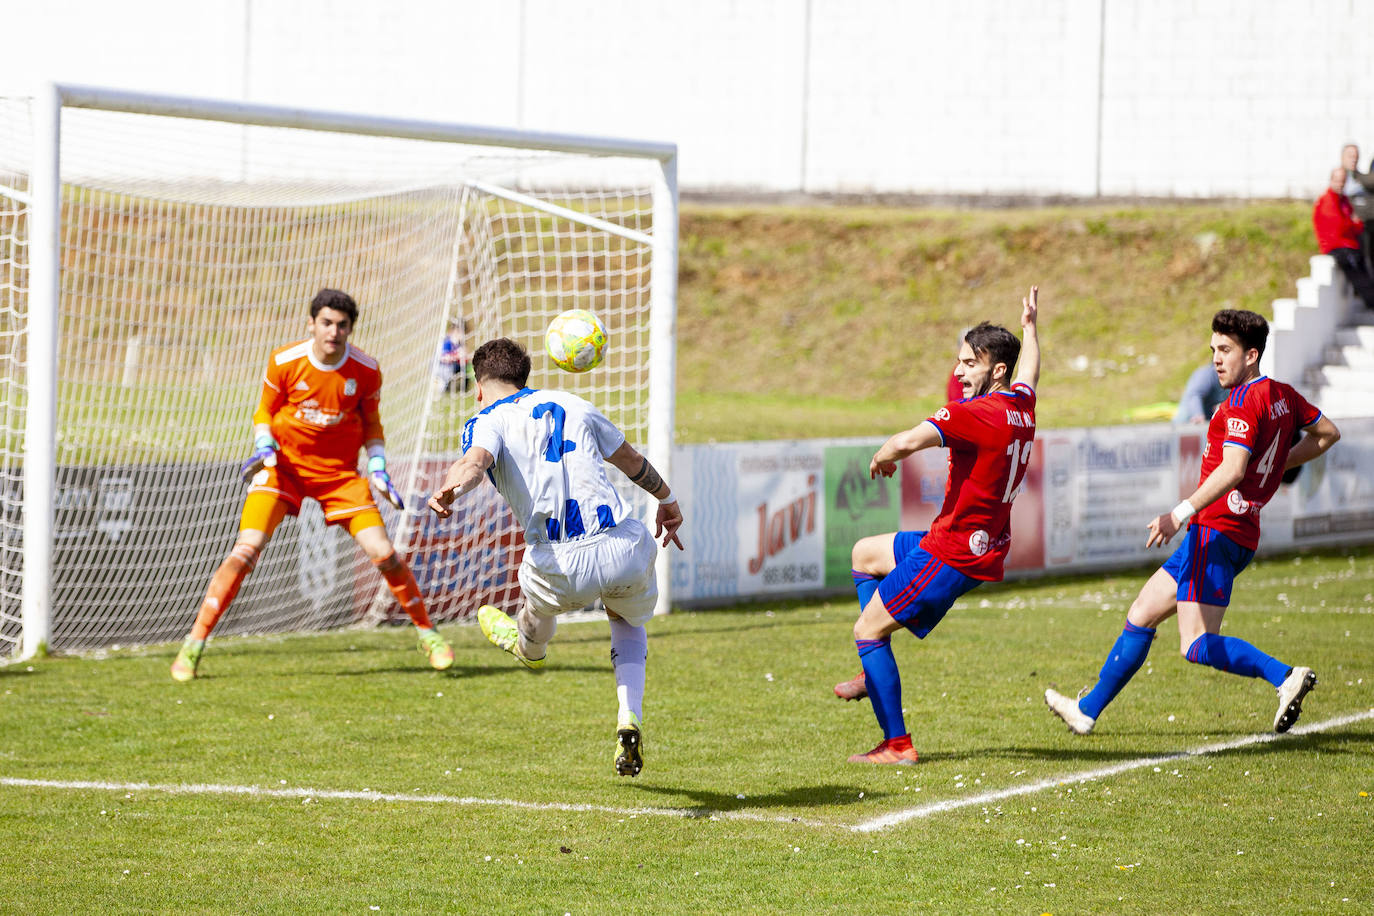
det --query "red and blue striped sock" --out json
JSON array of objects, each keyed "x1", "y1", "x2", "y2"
[
  {"x1": 856, "y1": 636, "x2": 905, "y2": 739},
  {"x1": 1186, "y1": 633, "x2": 1290, "y2": 686}
]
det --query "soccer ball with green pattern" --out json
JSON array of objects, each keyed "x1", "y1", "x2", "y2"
[{"x1": 545, "y1": 309, "x2": 608, "y2": 373}]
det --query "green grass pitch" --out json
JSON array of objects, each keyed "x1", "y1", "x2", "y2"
[{"x1": 0, "y1": 548, "x2": 1370, "y2": 913}]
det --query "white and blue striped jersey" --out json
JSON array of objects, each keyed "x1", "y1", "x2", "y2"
[{"x1": 462, "y1": 387, "x2": 628, "y2": 545}]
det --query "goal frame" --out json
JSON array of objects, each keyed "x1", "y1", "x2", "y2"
[{"x1": 18, "y1": 81, "x2": 679, "y2": 659}]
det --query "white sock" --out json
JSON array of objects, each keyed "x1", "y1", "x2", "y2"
[
  {"x1": 608, "y1": 617, "x2": 647, "y2": 724},
  {"x1": 516, "y1": 604, "x2": 556, "y2": 660}
]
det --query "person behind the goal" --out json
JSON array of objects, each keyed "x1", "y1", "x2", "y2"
[
  {"x1": 427, "y1": 337, "x2": 685, "y2": 777},
  {"x1": 170, "y1": 288, "x2": 454, "y2": 680}
]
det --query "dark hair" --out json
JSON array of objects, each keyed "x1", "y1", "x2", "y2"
[
  {"x1": 1211, "y1": 308, "x2": 1268, "y2": 359},
  {"x1": 310, "y1": 288, "x2": 358, "y2": 323},
  {"x1": 964, "y1": 321, "x2": 1020, "y2": 381},
  {"x1": 472, "y1": 337, "x2": 531, "y2": 387}
]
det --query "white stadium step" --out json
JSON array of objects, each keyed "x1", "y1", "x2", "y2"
[
  {"x1": 1305, "y1": 364, "x2": 1374, "y2": 390},
  {"x1": 1334, "y1": 324, "x2": 1374, "y2": 350},
  {"x1": 1323, "y1": 344, "x2": 1374, "y2": 370},
  {"x1": 1312, "y1": 386, "x2": 1374, "y2": 418}
]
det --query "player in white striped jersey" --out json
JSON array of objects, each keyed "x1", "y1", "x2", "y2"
[{"x1": 428, "y1": 338, "x2": 684, "y2": 776}]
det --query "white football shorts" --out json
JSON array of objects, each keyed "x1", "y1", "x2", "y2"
[{"x1": 518, "y1": 518, "x2": 659, "y2": 626}]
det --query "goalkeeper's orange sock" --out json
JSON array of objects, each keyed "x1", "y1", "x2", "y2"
[
  {"x1": 190, "y1": 542, "x2": 260, "y2": 640},
  {"x1": 374, "y1": 552, "x2": 435, "y2": 630}
]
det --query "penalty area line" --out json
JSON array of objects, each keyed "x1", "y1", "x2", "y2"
[
  {"x1": 0, "y1": 776, "x2": 839, "y2": 829},
  {"x1": 852, "y1": 707, "x2": 1374, "y2": 833}
]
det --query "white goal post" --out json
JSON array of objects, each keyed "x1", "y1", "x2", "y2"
[{"x1": 0, "y1": 82, "x2": 678, "y2": 660}]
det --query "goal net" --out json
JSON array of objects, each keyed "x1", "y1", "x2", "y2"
[{"x1": 0, "y1": 85, "x2": 677, "y2": 658}]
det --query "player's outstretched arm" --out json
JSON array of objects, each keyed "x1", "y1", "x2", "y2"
[
  {"x1": 869, "y1": 421, "x2": 943, "y2": 478},
  {"x1": 1283, "y1": 416, "x2": 1340, "y2": 469},
  {"x1": 1146, "y1": 443, "x2": 1247, "y2": 548},
  {"x1": 606, "y1": 441, "x2": 684, "y2": 550},
  {"x1": 1012, "y1": 285, "x2": 1040, "y2": 391},
  {"x1": 427, "y1": 448, "x2": 495, "y2": 518}
]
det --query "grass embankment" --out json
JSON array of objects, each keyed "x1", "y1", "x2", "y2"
[{"x1": 675, "y1": 201, "x2": 1314, "y2": 441}]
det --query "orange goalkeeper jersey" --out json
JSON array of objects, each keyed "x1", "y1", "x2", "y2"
[{"x1": 253, "y1": 341, "x2": 385, "y2": 478}]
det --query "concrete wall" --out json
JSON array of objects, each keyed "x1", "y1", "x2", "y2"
[{"x1": 4, "y1": 0, "x2": 1372, "y2": 198}]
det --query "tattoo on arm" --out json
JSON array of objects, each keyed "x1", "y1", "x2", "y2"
[{"x1": 628, "y1": 456, "x2": 665, "y2": 495}]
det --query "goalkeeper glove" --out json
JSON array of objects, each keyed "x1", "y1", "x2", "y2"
[
  {"x1": 239, "y1": 433, "x2": 278, "y2": 483},
  {"x1": 368, "y1": 455, "x2": 405, "y2": 510}
]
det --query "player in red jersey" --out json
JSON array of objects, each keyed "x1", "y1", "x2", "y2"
[
  {"x1": 170, "y1": 288, "x2": 454, "y2": 681},
  {"x1": 839, "y1": 288, "x2": 1040, "y2": 764},
  {"x1": 1046, "y1": 309, "x2": 1341, "y2": 735}
]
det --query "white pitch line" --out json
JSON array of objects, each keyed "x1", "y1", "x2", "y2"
[
  {"x1": 853, "y1": 707, "x2": 1374, "y2": 833},
  {"x1": 0, "y1": 777, "x2": 839, "y2": 829}
]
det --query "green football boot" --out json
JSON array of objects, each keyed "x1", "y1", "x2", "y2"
[
  {"x1": 477, "y1": 605, "x2": 545, "y2": 670},
  {"x1": 614, "y1": 712, "x2": 643, "y2": 777},
  {"x1": 418, "y1": 628, "x2": 454, "y2": 671},
  {"x1": 170, "y1": 636, "x2": 205, "y2": 682}
]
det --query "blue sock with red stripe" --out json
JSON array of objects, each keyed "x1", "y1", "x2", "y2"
[
  {"x1": 852, "y1": 570, "x2": 880, "y2": 614},
  {"x1": 1078, "y1": 621, "x2": 1155, "y2": 720},
  {"x1": 856, "y1": 637, "x2": 905, "y2": 739},
  {"x1": 1186, "y1": 633, "x2": 1290, "y2": 686}
]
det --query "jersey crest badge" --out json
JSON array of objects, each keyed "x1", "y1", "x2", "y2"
[
  {"x1": 968, "y1": 529, "x2": 990, "y2": 556},
  {"x1": 344, "y1": 378, "x2": 357, "y2": 396},
  {"x1": 1226, "y1": 490, "x2": 1251, "y2": 514}
]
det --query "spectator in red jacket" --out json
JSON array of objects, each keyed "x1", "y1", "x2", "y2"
[{"x1": 1314, "y1": 166, "x2": 1374, "y2": 310}]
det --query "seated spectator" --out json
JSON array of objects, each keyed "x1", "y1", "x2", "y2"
[
  {"x1": 1173, "y1": 364, "x2": 1225, "y2": 424},
  {"x1": 1313, "y1": 166, "x2": 1374, "y2": 310},
  {"x1": 433, "y1": 317, "x2": 472, "y2": 394},
  {"x1": 1341, "y1": 143, "x2": 1374, "y2": 269}
]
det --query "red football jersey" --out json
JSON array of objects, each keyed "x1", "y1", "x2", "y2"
[
  {"x1": 1193, "y1": 376, "x2": 1321, "y2": 550},
  {"x1": 920, "y1": 382, "x2": 1037, "y2": 580}
]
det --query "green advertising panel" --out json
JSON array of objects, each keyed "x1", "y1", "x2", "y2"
[{"x1": 823, "y1": 444, "x2": 901, "y2": 589}]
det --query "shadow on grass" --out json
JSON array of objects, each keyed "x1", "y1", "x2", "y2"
[
  {"x1": 625, "y1": 780, "x2": 893, "y2": 815},
  {"x1": 917, "y1": 726, "x2": 1374, "y2": 765}
]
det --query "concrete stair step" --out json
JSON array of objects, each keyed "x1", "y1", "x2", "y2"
[
  {"x1": 1334, "y1": 324, "x2": 1374, "y2": 349},
  {"x1": 1307, "y1": 364, "x2": 1374, "y2": 389},
  {"x1": 1323, "y1": 344, "x2": 1374, "y2": 369},
  {"x1": 1312, "y1": 386, "x2": 1374, "y2": 418}
]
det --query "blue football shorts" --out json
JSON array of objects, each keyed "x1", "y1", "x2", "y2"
[
  {"x1": 876, "y1": 530, "x2": 982, "y2": 638},
  {"x1": 1161, "y1": 523, "x2": 1255, "y2": 607}
]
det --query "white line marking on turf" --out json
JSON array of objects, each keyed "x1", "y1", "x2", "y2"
[
  {"x1": 853, "y1": 707, "x2": 1374, "y2": 833},
  {"x1": 0, "y1": 777, "x2": 839, "y2": 829},
  {"x1": 6, "y1": 709, "x2": 1368, "y2": 834}
]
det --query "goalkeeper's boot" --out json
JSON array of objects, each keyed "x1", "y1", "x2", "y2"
[
  {"x1": 833, "y1": 670, "x2": 868, "y2": 701},
  {"x1": 1273, "y1": 666, "x2": 1317, "y2": 733},
  {"x1": 614, "y1": 712, "x2": 644, "y2": 777},
  {"x1": 418, "y1": 628, "x2": 454, "y2": 671},
  {"x1": 1044, "y1": 687, "x2": 1096, "y2": 736},
  {"x1": 477, "y1": 605, "x2": 545, "y2": 670},
  {"x1": 170, "y1": 637, "x2": 205, "y2": 683},
  {"x1": 847, "y1": 735, "x2": 919, "y2": 765}
]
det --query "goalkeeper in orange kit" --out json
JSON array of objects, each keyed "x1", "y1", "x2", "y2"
[{"x1": 171, "y1": 288, "x2": 453, "y2": 680}]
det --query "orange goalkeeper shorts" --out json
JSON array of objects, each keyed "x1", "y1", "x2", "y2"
[{"x1": 245, "y1": 464, "x2": 383, "y2": 531}]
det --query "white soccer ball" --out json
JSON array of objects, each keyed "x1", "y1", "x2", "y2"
[{"x1": 545, "y1": 309, "x2": 608, "y2": 373}]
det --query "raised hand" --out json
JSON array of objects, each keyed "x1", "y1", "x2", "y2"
[{"x1": 1021, "y1": 285, "x2": 1039, "y2": 330}]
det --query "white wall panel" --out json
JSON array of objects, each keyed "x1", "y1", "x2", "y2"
[{"x1": 4, "y1": 0, "x2": 1372, "y2": 198}]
